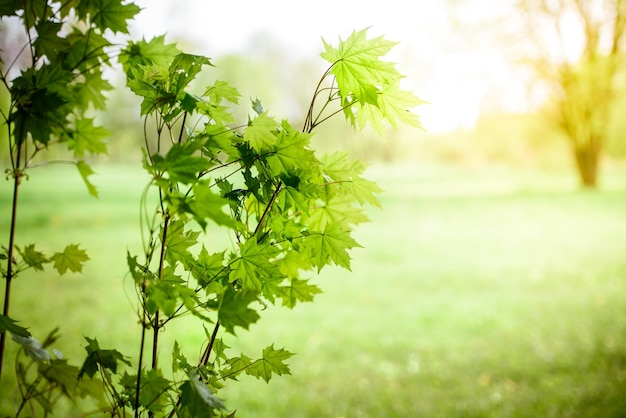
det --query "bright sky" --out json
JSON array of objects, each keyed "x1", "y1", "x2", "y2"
[{"x1": 131, "y1": 0, "x2": 524, "y2": 133}]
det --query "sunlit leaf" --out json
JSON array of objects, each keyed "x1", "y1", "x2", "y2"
[
  {"x1": 51, "y1": 244, "x2": 89, "y2": 275},
  {"x1": 245, "y1": 344, "x2": 294, "y2": 383}
]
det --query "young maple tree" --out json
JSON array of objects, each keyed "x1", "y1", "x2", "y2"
[
  {"x1": 113, "y1": 28, "x2": 423, "y2": 416},
  {"x1": 0, "y1": 0, "x2": 423, "y2": 415}
]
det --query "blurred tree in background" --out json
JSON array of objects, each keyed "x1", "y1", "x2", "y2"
[{"x1": 514, "y1": 0, "x2": 626, "y2": 187}]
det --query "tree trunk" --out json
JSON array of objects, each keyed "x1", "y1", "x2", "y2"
[{"x1": 574, "y1": 143, "x2": 600, "y2": 188}]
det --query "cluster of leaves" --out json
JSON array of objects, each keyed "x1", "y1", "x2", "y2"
[
  {"x1": 108, "y1": 28, "x2": 422, "y2": 416},
  {"x1": 1, "y1": 1, "x2": 423, "y2": 414},
  {"x1": 0, "y1": 0, "x2": 139, "y2": 415}
]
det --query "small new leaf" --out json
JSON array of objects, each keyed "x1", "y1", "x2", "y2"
[
  {"x1": 17, "y1": 244, "x2": 48, "y2": 271},
  {"x1": 52, "y1": 244, "x2": 89, "y2": 275}
]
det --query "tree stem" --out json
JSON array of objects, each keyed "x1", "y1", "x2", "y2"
[
  {"x1": 0, "y1": 150, "x2": 23, "y2": 382},
  {"x1": 152, "y1": 214, "x2": 170, "y2": 371}
]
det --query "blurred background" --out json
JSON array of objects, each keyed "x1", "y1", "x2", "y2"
[{"x1": 2, "y1": 0, "x2": 626, "y2": 416}]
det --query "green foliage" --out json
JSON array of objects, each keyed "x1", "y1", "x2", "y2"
[
  {"x1": 116, "y1": 26, "x2": 421, "y2": 415},
  {"x1": 1, "y1": 2, "x2": 422, "y2": 415},
  {"x1": 0, "y1": 0, "x2": 138, "y2": 415}
]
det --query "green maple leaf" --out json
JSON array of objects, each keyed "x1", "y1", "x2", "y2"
[
  {"x1": 79, "y1": 337, "x2": 131, "y2": 379},
  {"x1": 188, "y1": 182, "x2": 236, "y2": 229},
  {"x1": 17, "y1": 244, "x2": 48, "y2": 271},
  {"x1": 41, "y1": 359, "x2": 81, "y2": 398},
  {"x1": 0, "y1": 314, "x2": 31, "y2": 338},
  {"x1": 151, "y1": 141, "x2": 212, "y2": 184},
  {"x1": 221, "y1": 353, "x2": 252, "y2": 380},
  {"x1": 146, "y1": 272, "x2": 199, "y2": 316},
  {"x1": 78, "y1": 69, "x2": 113, "y2": 110},
  {"x1": 243, "y1": 112, "x2": 279, "y2": 152},
  {"x1": 68, "y1": 118, "x2": 109, "y2": 157},
  {"x1": 266, "y1": 128, "x2": 318, "y2": 177},
  {"x1": 217, "y1": 287, "x2": 260, "y2": 334},
  {"x1": 79, "y1": 0, "x2": 140, "y2": 34},
  {"x1": 281, "y1": 278, "x2": 321, "y2": 308},
  {"x1": 164, "y1": 220, "x2": 200, "y2": 266},
  {"x1": 321, "y1": 28, "x2": 400, "y2": 105},
  {"x1": 33, "y1": 21, "x2": 70, "y2": 58},
  {"x1": 307, "y1": 223, "x2": 361, "y2": 271},
  {"x1": 307, "y1": 194, "x2": 370, "y2": 230},
  {"x1": 136, "y1": 369, "x2": 171, "y2": 412},
  {"x1": 169, "y1": 53, "x2": 212, "y2": 97},
  {"x1": 229, "y1": 240, "x2": 280, "y2": 291},
  {"x1": 179, "y1": 371, "x2": 226, "y2": 417},
  {"x1": 204, "y1": 80, "x2": 240, "y2": 104},
  {"x1": 120, "y1": 35, "x2": 181, "y2": 72},
  {"x1": 191, "y1": 247, "x2": 226, "y2": 286},
  {"x1": 51, "y1": 244, "x2": 89, "y2": 275},
  {"x1": 320, "y1": 151, "x2": 366, "y2": 181},
  {"x1": 279, "y1": 185, "x2": 310, "y2": 215},
  {"x1": 348, "y1": 176, "x2": 383, "y2": 207},
  {"x1": 357, "y1": 80, "x2": 426, "y2": 134},
  {"x1": 245, "y1": 344, "x2": 294, "y2": 383}
]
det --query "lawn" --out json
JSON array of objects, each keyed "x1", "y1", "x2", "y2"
[{"x1": 1, "y1": 163, "x2": 626, "y2": 417}]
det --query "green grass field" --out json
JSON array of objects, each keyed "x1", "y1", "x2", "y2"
[{"x1": 1, "y1": 163, "x2": 626, "y2": 417}]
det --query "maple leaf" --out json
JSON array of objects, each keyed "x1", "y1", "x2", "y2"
[
  {"x1": 306, "y1": 223, "x2": 361, "y2": 271},
  {"x1": 33, "y1": 21, "x2": 70, "y2": 58},
  {"x1": 321, "y1": 28, "x2": 400, "y2": 105},
  {"x1": 281, "y1": 278, "x2": 321, "y2": 308},
  {"x1": 179, "y1": 371, "x2": 226, "y2": 416},
  {"x1": 320, "y1": 151, "x2": 366, "y2": 181},
  {"x1": 79, "y1": 69, "x2": 113, "y2": 110},
  {"x1": 191, "y1": 247, "x2": 226, "y2": 286},
  {"x1": 245, "y1": 345, "x2": 294, "y2": 383},
  {"x1": 164, "y1": 220, "x2": 200, "y2": 266},
  {"x1": 348, "y1": 176, "x2": 383, "y2": 208},
  {"x1": 68, "y1": 117, "x2": 109, "y2": 158},
  {"x1": 188, "y1": 182, "x2": 237, "y2": 229},
  {"x1": 0, "y1": 0, "x2": 22, "y2": 16},
  {"x1": 79, "y1": 337, "x2": 131, "y2": 379},
  {"x1": 204, "y1": 80, "x2": 240, "y2": 105},
  {"x1": 357, "y1": 80, "x2": 426, "y2": 134},
  {"x1": 243, "y1": 112, "x2": 279, "y2": 152},
  {"x1": 135, "y1": 369, "x2": 171, "y2": 413},
  {"x1": 41, "y1": 359, "x2": 82, "y2": 398},
  {"x1": 266, "y1": 128, "x2": 318, "y2": 177},
  {"x1": 151, "y1": 141, "x2": 212, "y2": 184},
  {"x1": 307, "y1": 194, "x2": 370, "y2": 230},
  {"x1": 120, "y1": 35, "x2": 181, "y2": 72},
  {"x1": 229, "y1": 240, "x2": 280, "y2": 291},
  {"x1": 51, "y1": 244, "x2": 89, "y2": 275},
  {"x1": 217, "y1": 287, "x2": 260, "y2": 334},
  {"x1": 279, "y1": 185, "x2": 310, "y2": 215},
  {"x1": 17, "y1": 244, "x2": 48, "y2": 271},
  {"x1": 78, "y1": 0, "x2": 141, "y2": 34}
]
